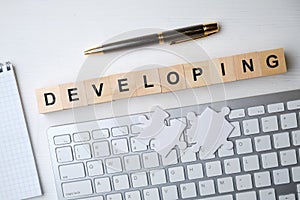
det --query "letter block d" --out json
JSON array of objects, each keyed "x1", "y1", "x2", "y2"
[{"x1": 35, "y1": 85, "x2": 63, "y2": 113}]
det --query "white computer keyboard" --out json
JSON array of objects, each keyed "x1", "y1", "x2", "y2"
[{"x1": 48, "y1": 89, "x2": 300, "y2": 200}]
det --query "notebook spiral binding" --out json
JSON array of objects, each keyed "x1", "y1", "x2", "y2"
[{"x1": 0, "y1": 62, "x2": 12, "y2": 73}]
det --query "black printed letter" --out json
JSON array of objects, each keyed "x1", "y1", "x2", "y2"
[
  {"x1": 68, "y1": 88, "x2": 79, "y2": 102},
  {"x1": 266, "y1": 55, "x2": 279, "y2": 68},
  {"x1": 192, "y1": 68, "x2": 203, "y2": 81},
  {"x1": 44, "y1": 93, "x2": 56, "y2": 106}
]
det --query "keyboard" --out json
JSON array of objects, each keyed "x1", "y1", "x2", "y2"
[{"x1": 48, "y1": 89, "x2": 300, "y2": 200}]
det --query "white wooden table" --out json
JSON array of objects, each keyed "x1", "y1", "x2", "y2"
[{"x1": 0, "y1": 0, "x2": 299, "y2": 199}]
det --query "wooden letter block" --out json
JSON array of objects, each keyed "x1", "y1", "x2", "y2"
[
  {"x1": 135, "y1": 68, "x2": 161, "y2": 97},
  {"x1": 184, "y1": 61, "x2": 211, "y2": 88},
  {"x1": 259, "y1": 48, "x2": 287, "y2": 76},
  {"x1": 59, "y1": 82, "x2": 88, "y2": 109},
  {"x1": 84, "y1": 76, "x2": 112, "y2": 105},
  {"x1": 159, "y1": 64, "x2": 187, "y2": 93},
  {"x1": 110, "y1": 72, "x2": 137, "y2": 100},
  {"x1": 234, "y1": 52, "x2": 262, "y2": 80},
  {"x1": 211, "y1": 56, "x2": 236, "y2": 83},
  {"x1": 35, "y1": 85, "x2": 63, "y2": 113}
]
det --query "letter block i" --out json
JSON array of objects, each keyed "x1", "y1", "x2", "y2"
[{"x1": 35, "y1": 85, "x2": 63, "y2": 113}]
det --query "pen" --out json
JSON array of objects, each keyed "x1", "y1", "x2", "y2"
[{"x1": 84, "y1": 22, "x2": 219, "y2": 55}]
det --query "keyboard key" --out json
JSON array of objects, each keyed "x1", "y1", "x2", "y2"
[
  {"x1": 93, "y1": 141, "x2": 110, "y2": 157},
  {"x1": 243, "y1": 155, "x2": 259, "y2": 171},
  {"x1": 292, "y1": 130, "x2": 300, "y2": 146},
  {"x1": 261, "y1": 152, "x2": 278, "y2": 169},
  {"x1": 112, "y1": 138, "x2": 129, "y2": 155},
  {"x1": 292, "y1": 166, "x2": 300, "y2": 182},
  {"x1": 130, "y1": 137, "x2": 147, "y2": 152},
  {"x1": 259, "y1": 188, "x2": 276, "y2": 200},
  {"x1": 199, "y1": 179, "x2": 215, "y2": 196},
  {"x1": 261, "y1": 116, "x2": 278, "y2": 132},
  {"x1": 73, "y1": 131, "x2": 90, "y2": 142},
  {"x1": 281, "y1": 113, "x2": 298, "y2": 130},
  {"x1": 236, "y1": 138, "x2": 253, "y2": 154},
  {"x1": 143, "y1": 188, "x2": 160, "y2": 200},
  {"x1": 205, "y1": 161, "x2": 222, "y2": 177},
  {"x1": 95, "y1": 177, "x2": 111, "y2": 193},
  {"x1": 224, "y1": 158, "x2": 241, "y2": 174},
  {"x1": 125, "y1": 191, "x2": 141, "y2": 200},
  {"x1": 62, "y1": 180, "x2": 93, "y2": 198},
  {"x1": 180, "y1": 182, "x2": 196, "y2": 199},
  {"x1": 248, "y1": 105, "x2": 265, "y2": 116},
  {"x1": 150, "y1": 169, "x2": 166, "y2": 185},
  {"x1": 180, "y1": 148, "x2": 196, "y2": 163},
  {"x1": 54, "y1": 134, "x2": 71, "y2": 145},
  {"x1": 199, "y1": 151, "x2": 215, "y2": 160},
  {"x1": 131, "y1": 124, "x2": 143, "y2": 134},
  {"x1": 187, "y1": 163, "x2": 203, "y2": 180},
  {"x1": 79, "y1": 196, "x2": 104, "y2": 200},
  {"x1": 105, "y1": 157, "x2": 122, "y2": 174},
  {"x1": 287, "y1": 99, "x2": 300, "y2": 110},
  {"x1": 236, "y1": 174, "x2": 252, "y2": 191},
  {"x1": 161, "y1": 149, "x2": 178, "y2": 166},
  {"x1": 280, "y1": 149, "x2": 297, "y2": 166},
  {"x1": 87, "y1": 160, "x2": 103, "y2": 176},
  {"x1": 279, "y1": 194, "x2": 296, "y2": 200},
  {"x1": 131, "y1": 172, "x2": 148, "y2": 188},
  {"x1": 113, "y1": 174, "x2": 129, "y2": 190},
  {"x1": 236, "y1": 191, "x2": 257, "y2": 200},
  {"x1": 273, "y1": 132, "x2": 290, "y2": 149},
  {"x1": 124, "y1": 155, "x2": 141, "y2": 171},
  {"x1": 168, "y1": 166, "x2": 185, "y2": 182},
  {"x1": 74, "y1": 144, "x2": 91, "y2": 160},
  {"x1": 56, "y1": 146, "x2": 73, "y2": 163},
  {"x1": 112, "y1": 126, "x2": 129, "y2": 137},
  {"x1": 92, "y1": 129, "x2": 109, "y2": 139},
  {"x1": 217, "y1": 177, "x2": 234, "y2": 193},
  {"x1": 254, "y1": 171, "x2": 271, "y2": 188},
  {"x1": 273, "y1": 168, "x2": 290, "y2": 185},
  {"x1": 254, "y1": 135, "x2": 271, "y2": 152},
  {"x1": 161, "y1": 185, "x2": 178, "y2": 200},
  {"x1": 229, "y1": 122, "x2": 241, "y2": 138},
  {"x1": 107, "y1": 193, "x2": 122, "y2": 200},
  {"x1": 200, "y1": 195, "x2": 233, "y2": 200},
  {"x1": 268, "y1": 102, "x2": 284, "y2": 113},
  {"x1": 142, "y1": 152, "x2": 159, "y2": 168},
  {"x1": 242, "y1": 118, "x2": 260, "y2": 135},
  {"x1": 59, "y1": 163, "x2": 85, "y2": 180},
  {"x1": 218, "y1": 144, "x2": 234, "y2": 157},
  {"x1": 229, "y1": 109, "x2": 245, "y2": 119}
]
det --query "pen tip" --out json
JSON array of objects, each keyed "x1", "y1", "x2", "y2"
[
  {"x1": 84, "y1": 50, "x2": 104, "y2": 55},
  {"x1": 84, "y1": 45, "x2": 104, "y2": 55}
]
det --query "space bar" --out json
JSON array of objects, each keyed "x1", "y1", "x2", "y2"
[
  {"x1": 62, "y1": 180, "x2": 93, "y2": 198},
  {"x1": 197, "y1": 194, "x2": 233, "y2": 200}
]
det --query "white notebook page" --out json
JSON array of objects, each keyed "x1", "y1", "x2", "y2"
[{"x1": 0, "y1": 64, "x2": 42, "y2": 199}]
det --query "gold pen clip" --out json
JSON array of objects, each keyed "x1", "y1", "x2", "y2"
[
  {"x1": 170, "y1": 22, "x2": 219, "y2": 45},
  {"x1": 169, "y1": 35, "x2": 204, "y2": 45}
]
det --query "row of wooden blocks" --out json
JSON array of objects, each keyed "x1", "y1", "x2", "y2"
[{"x1": 36, "y1": 48, "x2": 287, "y2": 113}]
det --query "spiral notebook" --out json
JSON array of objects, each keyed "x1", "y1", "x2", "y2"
[{"x1": 0, "y1": 62, "x2": 42, "y2": 199}]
